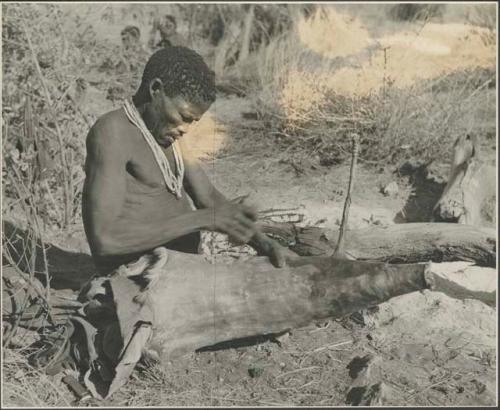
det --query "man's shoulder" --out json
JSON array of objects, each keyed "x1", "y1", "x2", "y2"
[{"x1": 88, "y1": 108, "x2": 131, "y2": 145}]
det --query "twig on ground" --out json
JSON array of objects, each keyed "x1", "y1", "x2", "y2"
[
  {"x1": 309, "y1": 321, "x2": 331, "y2": 333},
  {"x1": 276, "y1": 365, "x2": 321, "y2": 379},
  {"x1": 311, "y1": 340, "x2": 353, "y2": 353},
  {"x1": 405, "y1": 376, "x2": 455, "y2": 401}
]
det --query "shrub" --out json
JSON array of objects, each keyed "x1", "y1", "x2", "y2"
[
  {"x1": 388, "y1": 4, "x2": 445, "y2": 22},
  {"x1": 252, "y1": 7, "x2": 496, "y2": 167}
]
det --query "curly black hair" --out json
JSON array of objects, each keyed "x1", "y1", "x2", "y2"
[
  {"x1": 134, "y1": 46, "x2": 215, "y2": 105},
  {"x1": 164, "y1": 15, "x2": 177, "y2": 28},
  {"x1": 121, "y1": 25, "x2": 141, "y2": 38}
]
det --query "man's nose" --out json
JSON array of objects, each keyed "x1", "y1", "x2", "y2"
[{"x1": 178, "y1": 125, "x2": 189, "y2": 135}]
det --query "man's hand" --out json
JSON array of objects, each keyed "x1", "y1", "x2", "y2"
[
  {"x1": 266, "y1": 240, "x2": 300, "y2": 268},
  {"x1": 249, "y1": 231, "x2": 299, "y2": 268},
  {"x1": 209, "y1": 203, "x2": 258, "y2": 245}
]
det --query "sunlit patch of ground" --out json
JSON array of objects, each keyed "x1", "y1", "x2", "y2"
[
  {"x1": 181, "y1": 96, "x2": 252, "y2": 160},
  {"x1": 292, "y1": 9, "x2": 495, "y2": 97},
  {"x1": 297, "y1": 8, "x2": 373, "y2": 59}
]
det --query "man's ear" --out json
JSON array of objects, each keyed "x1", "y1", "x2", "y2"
[{"x1": 148, "y1": 78, "x2": 164, "y2": 100}]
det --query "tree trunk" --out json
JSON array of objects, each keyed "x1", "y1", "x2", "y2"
[
  {"x1": 214, "y1": 21, "x2": 241, "y2": 77},
  {"x1": 142, "y1": 251, "x2": 430, "y2": 359},
  {"x1": 75, "y1": 248, "x2": 495, "y2": 399},
  {"x1": 260, "y1": 222, "x2": 496, "y2": 267},
  {"x1": 239, "y1": 5, "x2": 255, "y2": 62}
]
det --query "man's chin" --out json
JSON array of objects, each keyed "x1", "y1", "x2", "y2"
[{"x1": 158, "y1": 136, "x2": 176, "y2": 147}]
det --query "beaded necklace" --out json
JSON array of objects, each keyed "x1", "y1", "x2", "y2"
[{"x1": 123, "y1": 99, "x2": 184, "y2": 199}]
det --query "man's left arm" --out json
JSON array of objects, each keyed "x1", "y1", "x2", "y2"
[{"x1": 179, "y1": 140, "x2": 297, "y2": 267}]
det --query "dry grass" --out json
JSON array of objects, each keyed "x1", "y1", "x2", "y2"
[
  {"x1": 2, "y1": 347, "x2": 73, "y2": 407},
  {"x1": 251, "y1": 6, "x2": 496, "y2": 166}
]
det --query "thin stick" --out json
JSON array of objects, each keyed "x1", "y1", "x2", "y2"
[
  {"x1": 20, "y1": 16, "x2": 72, "y2": 229},
  {"x1": 405, "y1": 377, "x2": 453, "y2": 401},
  {"x1": 259, "y1": 206, "x2": 304, "y2": 214},
  {"x1": 333, "y1": 133, "x2": 360, "y2": 258},
  {"x1": 311, "y1": 340, "x2": 353, "y2": 353},
  {"x1": 5, "y1": 171, "x2": 54, "y2": 316},
  {"x1": 276, "y1": 365, "x2": 320, "y2": 379}
]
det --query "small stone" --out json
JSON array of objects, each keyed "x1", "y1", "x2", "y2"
[
  {"x1": 13, "y1": 369, "x2": 24, "y2": 380},
  {"x1": 280, "y1": 362, "x2": 286, "y2": 368},
  {"x1": 346, "y1": 381, "x2": 395, "y2": 406},
  {"x1": 382, "y1": 181, "x2": 399, "y2": 197}
]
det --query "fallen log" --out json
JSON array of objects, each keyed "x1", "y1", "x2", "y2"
[
  {"x1": 4, "y1": 252, "x2": 430, "y2": 398},
  {"x1": 77, "y1": 246, "x2": 496, "y2": 392},
  {"x1": 260, "y1": 222, "x2": 496, "y2": 267},
  {"x1": 82, "y1": 250, "x2": 432, "y2": 365}
]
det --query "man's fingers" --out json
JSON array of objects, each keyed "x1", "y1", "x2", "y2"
[
  {"x1": 230, "y1": 198, "x2": 258, "y2": 220},
  {"x1": 239, "y1": 204, "x2": 258, "y2": 221},
  {"x1": 226, "y1": 217, "x2": 254, "y2": 236},
  {"x1": 272, "y1": 247, "x2": 286, "y2": 268},
  {"x1": 234, "y1": 213, "x2": 257, "y2": 230},
  {"x1": 220, "y1": 221, "x2": 254, "y2": 244},
  {"x1": 231, "y1": 226, "x2": 254, "y2": 243},
  {"x1": 228, "y1": 230, "x2": 252, "y2": 245}
]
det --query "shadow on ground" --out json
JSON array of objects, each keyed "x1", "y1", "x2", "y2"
[
  {"x1": 197, "y1": 330, "x2": 290, "y2": 353},
  {"x1": 2, "y1": 220, "x2": 95, "y2": 291},
  {"x1": 394, "y1": 162, "x2": 446, "y2": 223}
]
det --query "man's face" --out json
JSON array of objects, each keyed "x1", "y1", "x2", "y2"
[
  {"x1": 121, "y1": 32, "x2": 138, "y2": 50},
  {"x1": 149, "y1": 87, "x2": 211, "y2": 147},
  {"x1": 159, "y1": 18, "x2": 176, "y2": 38}
]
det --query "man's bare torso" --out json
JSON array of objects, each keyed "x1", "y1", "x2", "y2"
[{"x1": 86, "y1": 108, "x2": 199, "y2": 273}]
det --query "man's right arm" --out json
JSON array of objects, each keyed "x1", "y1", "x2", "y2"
[
  {"x1": 82, "y1": 121, "x2": 256, "y2": 257},
  {"x1": 82, "y1": 123, "x2": 214, "y2": 257}
]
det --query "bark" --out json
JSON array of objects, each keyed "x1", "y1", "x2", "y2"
[{"x1": 259, "y1": 222, "x2": 496, "y2": 267}]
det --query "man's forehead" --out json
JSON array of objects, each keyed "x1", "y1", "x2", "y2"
[{"x1": 173, "y1": 96, "x2": 211, "y2": 117}]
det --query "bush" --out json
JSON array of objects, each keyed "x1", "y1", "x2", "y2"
[
  {"x1": 388, "y1": 4, "x2": 445, "y2": 22},
  {"x1": 2, "y1": 3, "x2": 146, "y2": 230},
  {"x1": 252, "y1": 7, "x2": 496, "y2": 167}
]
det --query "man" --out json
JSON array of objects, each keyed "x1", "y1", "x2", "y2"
[
  {"x1": 100, "y1": 25, "x2": 149, "y2": 103},
  {"x1": 149, "y1": 15, "x2": 187, "y2": 50},
  {"x1": 82, "y1": 47, "x2": 292, "y2": 275},
  {"x1": 118, "y1": 25, "x2": 150, "y2": 89},
  {"x1": 120, "y1": 25, "x2": 142, "y2": 51}
]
